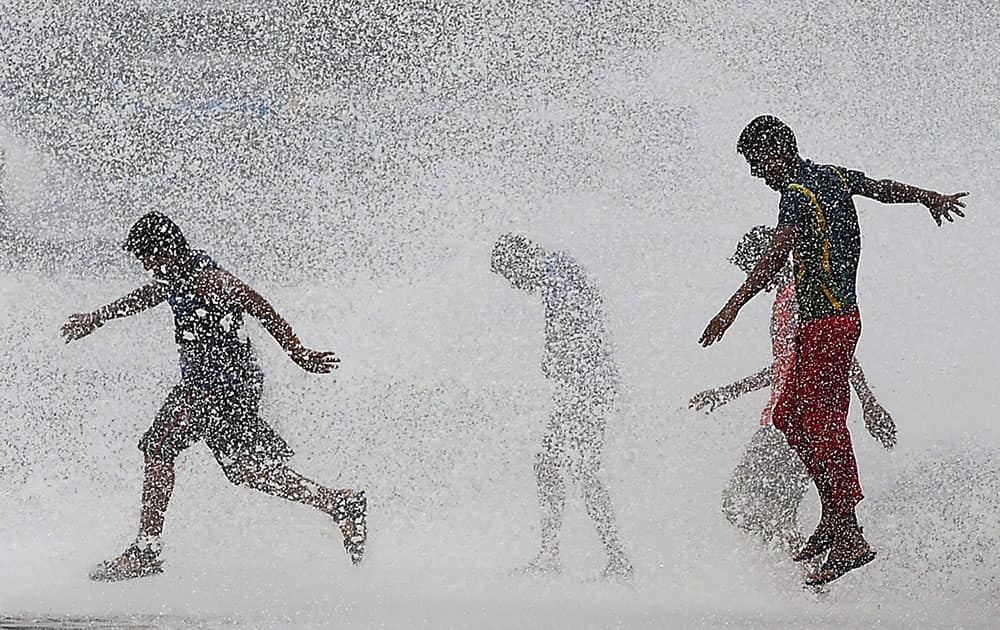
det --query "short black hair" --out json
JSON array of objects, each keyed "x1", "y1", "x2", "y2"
[
  {"x1": 730, "y1": 225, "x2": 775, "y2": 273},
  {"x1": 123, "y1": 212, "x2": 190, "y2": 259},
  {"x1": 737, "y1": 115, "x2": 797, "y2": 159},
  {"x1": 491, "y1": 232, "x2": 543, "y2": 278}
]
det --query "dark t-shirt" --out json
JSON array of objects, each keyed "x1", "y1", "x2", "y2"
[
  {"x1": 778, "y1": 160, "x2": 865, "y2": 321},
  {"x1": 165, "y1": 252, "x2": 258, "y2": 390}
]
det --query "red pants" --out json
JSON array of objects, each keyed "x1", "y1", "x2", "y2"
[{"x1": 771, "y1": 308, "x2": 864, "y2": 514}]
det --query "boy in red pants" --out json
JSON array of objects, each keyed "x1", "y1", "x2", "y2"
[
  {"x1": 700, "y1": 116, "x2": 966, "y2": 585},
  {"x1": 691, "y1": 226, "x2": 897, "y2": 555}
]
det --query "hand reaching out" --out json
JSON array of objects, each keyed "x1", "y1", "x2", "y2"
[
  {"x1": 61, "y1": 313, "x2": 102, "y2": 343},
  {"x1": 689, "y1": 387, "x2": 730, "y2": 413},
  {"x1": 925, "y1": 191, "x2": 968, "y2": 227},
  {"x1": 699, "y1": 304, "x2": 738, "y2": 347},
  {"x1": 863, "y1": 401, "x2": 897, "y2": 450},
  {"x1": 289, "y1": 346, "x2": 340, "y2": 374}
]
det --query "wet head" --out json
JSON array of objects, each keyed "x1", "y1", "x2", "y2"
[
  {"x1": 731, "y1": 224, "x2": 788, "y2": 292},
  {"x1": 737, "y1": 115, "x2": 801, "y2": 192},
  {"x1": 491, "y1": 233, "x2": 542, "y2": 292},
  {"x1": 123, "y1": 212, "x2": 195, "y2": 282}
]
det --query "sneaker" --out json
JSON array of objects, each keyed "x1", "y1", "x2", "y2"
[
  {"x1": 805, "y1": 545, "x2": 877, "y2": 586},
  {"x1": 792, "y1": 525, "x2": 834, "y2": 562},
  {"x1": 805, "y1": 521, "x2": 876, "y2": 586},
  {"x1": 335, "y1": 491, "x2": 367, "y2": 566},
  {"x1": 89, "y1": 544, "x2": 163, "y2": 582}
]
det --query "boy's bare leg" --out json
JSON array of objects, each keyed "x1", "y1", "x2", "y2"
[
  {"x1": 90, "y1": 455, "x2": 174, "y2": 581},
  {"x1": 241, "y1": 464, "x2": 367, "y2": 564},
  {"x1": 578, "y1": 466, "x2": 631, "y2": 576},
  {"x1": 533, "y1": 454, "x2": 566, "y2": 570},
  {"x1": 793, "y1": 467, "x2": 837, "y2": 561},
  {"x1": 242, "y1": 464, "x2": 356, "y2": 515},
  {"x1": 139, "y1": 456, "x2": 175, "y2": 538}
]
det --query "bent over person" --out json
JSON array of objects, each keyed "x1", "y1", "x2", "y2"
[
  {"x1": 62, "y1": 212, "x2": 366, "y2": 581},
  {"x1": 691, "y1": 226, "x2": 897, "y2": 554},
  {"x1": 699, "y1": 116, "x2": 966, "y2": 586},
  {"x1": 491, "y1": 234, "x2": 631, "y2": 579}
]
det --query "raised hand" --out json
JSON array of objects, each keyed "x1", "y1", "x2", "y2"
[
  {"x1": 863, "y1": 401, "x2": 897, "y2": 450},
  {"x1": 288, "y1": 347, "x2": 340, "y2": 374},
  {"x1": 925, "y1": 191, "x2": 968, "y2": 227},
  {"x1": 61, "y1": 312, "x2": 102, "y2": 343}
]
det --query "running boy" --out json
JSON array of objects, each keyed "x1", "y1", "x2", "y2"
[
  {"x1": 699, "y1": 116, "x2": 966, "y2": 585},
  {"x1": 491, "y1": 233, "x2": 632, "y2": 578},
  {"x1": 691, "y1": 225, "x2": 896, "y2": 553},
  {"x1": 61, "y1": 212, "x2": 366, "y2": 581}
]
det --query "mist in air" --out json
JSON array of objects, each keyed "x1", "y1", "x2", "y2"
[{"x1": 1, "y1": 1, "x2": 997, "y2": 627}]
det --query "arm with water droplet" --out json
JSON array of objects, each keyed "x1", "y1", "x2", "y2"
[
  {"x1": 700, "y1": 226, "x2": 795, "y2": 347},
  {"x1": 849, "y1": 359, "x2": 896, "y2": 449},
  {"x1": 857, "y1": 177, "x2": 968, "y2": 227},
  {"x1": 689, "y1": 365, "x2": 774, "y2": 413},
  {"x1": 61, "y1": 281, "x2": 169, "y2": 343},
  {"x1": 205, "y1": 269, "x2": 340, "y2": 374}
]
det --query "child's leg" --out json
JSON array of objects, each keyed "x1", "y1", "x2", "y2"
[
  {"x1": 240, "y1": 463, "x2": 359, "y2": 518},
  {"x1": 238, "y1": 462, "x2": 367, "y2": 565},
  {"x1": 90, "y1": 387, "x2": 198, "y2": 581},
  {"x1": 134, "y1": 385, "x2": 202, "y2": 543},
  {"x1": 577, "y1": 462, "x2": 626, "y2": 563},
  {"x1": 139, "y1": 454, "x2": 176, "y2": 539},
  {"x1": 534, "y1": 453, "x2": 566, "y2": 564}
]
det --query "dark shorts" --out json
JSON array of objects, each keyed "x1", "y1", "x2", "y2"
[{"x1": 138, "y1": 369, "x2": 293, "y2": 483}]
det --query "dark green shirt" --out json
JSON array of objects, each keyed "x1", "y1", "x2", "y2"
[{"x1": 778, "y1": 160, "x2": 865, "y2": 321}]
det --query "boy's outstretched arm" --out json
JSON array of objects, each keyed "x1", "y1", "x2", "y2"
[
  {"x1": 858, "y1": 178, "x2": 968, "y2": 227},
  {"x1": 849, "y1": 359, "x2": 897, "y2": 449},
  {"x1": 690, "y1": 365, "x2": 773, "y2": 413},
  {"x1": 61, "y1": 281, "x2": 169, "y2": 343},
  {"x1": 207, "y1": 270, "x2": 339, "y2": 374},
  {"x1": 700, "y1": 226, "x2": 794, "y2": 347}
]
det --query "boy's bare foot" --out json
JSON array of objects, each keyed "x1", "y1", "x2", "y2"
[
  {"x1": 513, "y1": 553, "x2": 562, "y2": 577},
  {"x1": 601, "y1": 552, "x2": 634, "y2": 580}
]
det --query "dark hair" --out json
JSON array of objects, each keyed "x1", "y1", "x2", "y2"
[
  {"x1": 730, "y1": 225, "x2": 775, "y2": 273},
  {"x1": 491, "y1": 233, "x2": 538, "y2": 276},
  {"x1": 123, "y1": 212, "x2": 190, "y2": 259},
  {"x1": 737, "y1": 115, "x2": 797, "y2": 158}
]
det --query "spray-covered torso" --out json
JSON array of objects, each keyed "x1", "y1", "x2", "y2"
[
  {"x1": 539, "y1": 251, "x2": 619, "y2": 397},
  {"x1": 165, "y1": 252, "x2": 259, "y2": 391}
]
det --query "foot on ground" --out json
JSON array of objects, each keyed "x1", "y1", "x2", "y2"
[
  {"x1": 512, "y1": 553, "x2": 562, "y2": 577},
  {"x1": 601, "y1": 552, "x2": 634, "y2": 580}
]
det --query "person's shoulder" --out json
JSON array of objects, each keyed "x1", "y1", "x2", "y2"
[
  {"x1": 816, "y1": 163, "x2": 867, "y2": 196},
  {"x1": 194, "y1": 260, "x2": 239, "y2": 295}
]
